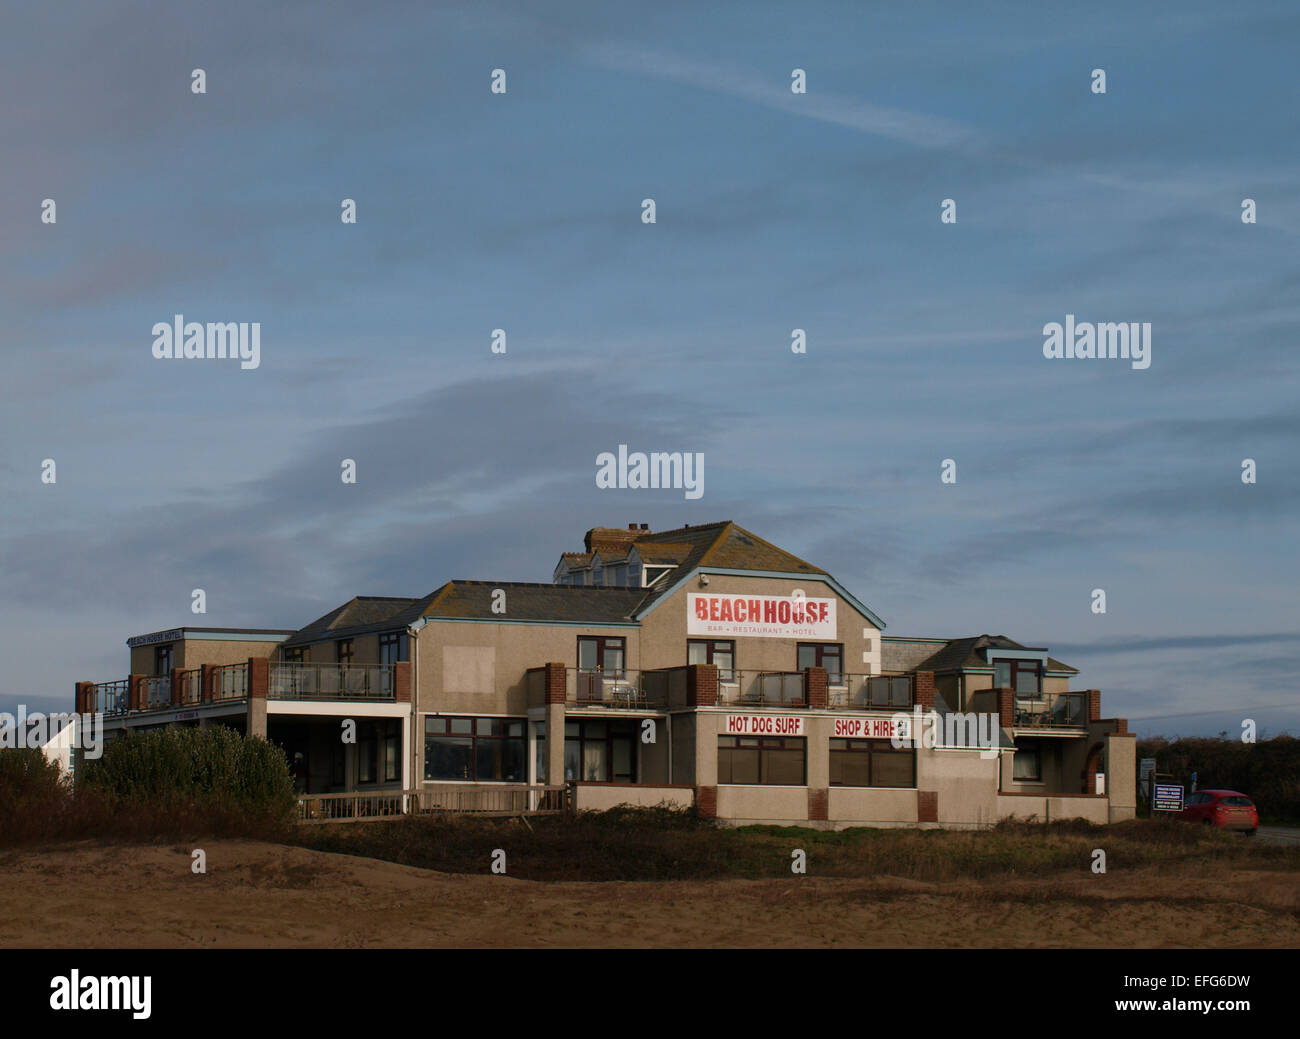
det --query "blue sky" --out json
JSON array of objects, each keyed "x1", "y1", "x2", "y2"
[{"x1": 2, "y1": 0, "x2": 1298, "y2": 737}]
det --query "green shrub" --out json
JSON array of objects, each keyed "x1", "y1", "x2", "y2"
[{"x1": 79, "y1": 726, "x2": 295, "y2": 820}]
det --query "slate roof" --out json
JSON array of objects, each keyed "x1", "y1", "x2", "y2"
[
  {"x1": 291, "y1": 521, "x2": 862, "y2": 642},
  {"x1": 421, "y1": 582, "x2": 645, "y2": 624},
  {"x1": 910, "y1": 634, "x2": 1077, "y2": 675},
  {"x1": 281, "y1": 595, "x2": 435, "y2": 647}
]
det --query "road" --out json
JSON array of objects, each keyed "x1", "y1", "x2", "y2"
[{"x1": 1256, "y1": 825, "x2": 1300, "y2": 846}]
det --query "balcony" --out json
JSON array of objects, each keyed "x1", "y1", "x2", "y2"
[
  {"x1": 718, "y1": 670, "x2": 805, "y2": 706},
  {"x1": 268, "y1": 663, "x2": 395, "y2": 701},
  {"x1": 89, "y1": 663, "x2": 247, "y2": 716},
  {"x1": 826, "y1": 674, "x2": 913, "y2": 710},
  {"x1": 1012, "y1": 692, "x2": 1087, "y2": 730},
  {"x1": 717, "y1": 671, "x2": 914, "y2": 709}
]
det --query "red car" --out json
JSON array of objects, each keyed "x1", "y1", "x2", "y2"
[{"x1": 1176, "y1": 789, "x2": 1258, "y2": 834}]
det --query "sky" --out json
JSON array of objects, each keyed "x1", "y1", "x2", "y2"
[{"x1": 2, "y1": 0, "x2": 1297, "y2": 738}]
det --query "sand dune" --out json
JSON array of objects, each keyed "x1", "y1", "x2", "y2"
[{"x1": 2, "y1": 840, "x2": 1296, "y2": 948}]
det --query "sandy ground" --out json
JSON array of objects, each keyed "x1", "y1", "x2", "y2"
[{"x1": 1, "y1": 840, "x2": 1297, "y2": 948}]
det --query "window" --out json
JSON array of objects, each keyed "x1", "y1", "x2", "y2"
[
  {"x1": 688, "y1": 639, "x2": 735, "y2": 681},
  {"x1": 829, "y1": 739, "x2": 915, "y2": 788},
  {"x1": 1013, "y1": 746, "x2": 1042, "y2": 781},
  {"x1": 358, "y1": 720, "x2": 400, "y2": 785},
  {"x1": 155, "y1": 645, "x2": 173, "y2": 676},
  {"x1": 564, "y1": 719, "x2": 636, "y2": 782},
  {"x1": 717, "y1": 736, "x2": 806, "y2": 785},
  {"x1": 336, "y1": 638, "x2": 354, "y2": 665},
  {"x1": 607, "y1": 564, "x2": 627, "y2": 587},
  {"x1": 798, "y1": 643, "x2": 844, "y2": 685},
  {"x1": 994, "y1": 658, "x2": 1042, "y2": 697},
  {"x1": 284, "y1": 645, "x2": 310, "y2": 663},
  {"x1": 379, "y1": 632, "x2": 408, "y2": 667},
  {"x1": 534, "y1": 722, "x2": 547, "y2": 784},
  {"x1": 424, "y1": 716, "x2": 525, "y2": 782},
  {"x1": 578, "y1": 636, "x2": 625, "y2": 676}
]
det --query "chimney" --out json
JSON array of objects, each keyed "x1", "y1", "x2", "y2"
[
  {"x1": 640, "y1": 523, "x2": 648, "y2": 530},
  {"x1": 628, "y1": 523, "x2": 637, "y2": 530}
]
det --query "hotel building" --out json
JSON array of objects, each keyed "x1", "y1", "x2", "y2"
[{"x1": 74, "y1": 521, "x2": 1135, "y2": 828}]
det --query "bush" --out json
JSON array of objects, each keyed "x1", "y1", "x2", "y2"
[{"x1": 79, "y1": 725, "x2": 295, "y2": 818}]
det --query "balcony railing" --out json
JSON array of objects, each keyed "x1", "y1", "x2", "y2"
[
  {"x1": 718, "y1": 670, "x2": 806, "y2": 706},
  {"x1": 1012, "y1": 692, "x2": 1087, "y2": 729},
  {"x1": 827, "y1": 674, "x2": 914, "y2": 710},
  {"x1": 211, "y1": 662, "x2": 248, "y2": 702},
  {"x1": 269, "y1": 662, "x2": 394, "y2": 701},
  {"x1": 142, "y1": 675, "x2": 171, "y2": 710},
  {"x1": 568, "y1": 669, "x2": 669, "y2": 708},
  {"x1": 94, "y1": 679, "x2": 129, "y2": 717}
]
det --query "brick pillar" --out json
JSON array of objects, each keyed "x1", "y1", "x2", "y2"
[
  {"x1": 804, "y1": 666, "x2": 827, "y2": 709},
  {"x1": 201, "y1": 664, "x2": 217, "y2": 705},
  {"x1": 248, "y1": 657, "x2": 268, "y2": 699},
  {"x1": 913, "y1": 671, "x2": 935, "y2": 711},
  {"x1": 393, "y1": 660, "x2": 411, "y2": 703},
  {"x1": 246, "y1": 658, "x2": 268, "y2": 738},
  {"x1": 997, "y1": 688, "x2": 1014, "y2": 728},
  {"x1": 917, "y1": 790, "x2": 938, "y2": 823},
  {"x1": 1113, "y1": 717, "x2": 1127, "y2": 735},
  {"x1": 696, "y1": 785, "x2": 718, "y2": 819},
  {"x1": 170, "y1": 669, "x2": 184, "y2": 707},
  {"x1": 128, "y1": 674, "x2": 144, "y2": 711},
  {"x1": 544, "y1": 662, "x2": 567, "y2": 704},
  {"x1": 1087, "y1": 689, "x2": 1101, "y2": 722},
  {"x1": 1083, "y1": 742, "x2": 1104, "y2": 794},
  {"x1": 686, "y1": 664, "x2": 718, "y2": 707},
  {"x1": 75, "y1": 681, "x2": 93, "y2": 714},
  {"x1": 808, "y1": 788, "x2": 828, "y2": 821}
]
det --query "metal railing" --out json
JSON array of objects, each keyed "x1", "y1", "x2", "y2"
[
  {"x1": 295, "y1": 785, "x2": 570, "y2": 822},
  {"x1": 568, "y1": 668, "x2": 669, "y2": 708},
  {"x1": 718, "y1": 670, "x2": 806, "y2": 706},
  {"x1": 269, "y1": 662, "x2": 394, "y2": 701},
  {"x1": 142, "y1": 675, "x2": 171, "y2": 710},
  {"x1": 178, "y1": 669, "x2": 202, "y2": 706},
  {"x1": 826, "y1": 674, "x2": 914, "y2": 710},
  {"x1": 1012, "y1": 691, "x2": 1087, "y2": 729},
  {"x1": 211, "y1": 662, "x2": 248, "y2": 702},
  {"x1": 94, "y1": 679, "x2": 129, "y2": 716}
]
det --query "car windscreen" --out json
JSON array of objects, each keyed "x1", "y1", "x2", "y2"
[{"x1": 1220, "y1": 796, "x2": 1252, "y2": 806}]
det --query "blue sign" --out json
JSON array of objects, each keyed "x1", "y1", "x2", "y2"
[{"x1": 1153, "y1": 784, "x2": 1184, "y2": 811}]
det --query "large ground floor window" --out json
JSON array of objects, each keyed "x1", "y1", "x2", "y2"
[
  {"x1": 829, "y1": 738, "x2": 915, "y2": 788},
  {"x1": 565, "y1": 719, "x2": 636, "y2": 782},
  {"x1": 425, "y1": 716, "x2": 526, "y2": 782},
  {"x1": 718, "y1": 735, "x2": 806, "y2": 785}
]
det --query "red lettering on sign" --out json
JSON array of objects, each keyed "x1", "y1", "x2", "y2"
[
  {"x1": 819, "y1": 603, "x2": 829, "y2": 622},
  {"x1": 764, "y1": 600, "x2": 777, "y2": 623},
  {"x1": 778, "y1": 601, "x2": 791, "y2": 624},
  {"x1": 748, "y1": 600, "x2": 761, "y2": 624},
  {"x1": 720, "y1": 598, "x2": 733, "y2": 622},
  {"x1": 733, "y1": 600, "x2": 746, "y2": 622},
  {"x1": 709, "y1": 598, "x2": 720, "y2": 621},
  {"x1": 695, "y1": 598, "x2": 709, "y2": 620}
]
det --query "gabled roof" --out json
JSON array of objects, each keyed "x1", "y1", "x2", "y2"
[
  {"x1": 911, "y1": 634, "x2": 1077, "y2": 675},
  {"x1": 282, "y1": 595, "x2": 435, "y2": 647},
  {"x1": 421, "y1": 581, "x2": 645, "y2": 624},
  {"x1": 631, "y1": 521, "x2": 829, "y2": 612},
  {"x1": 634, "y1": 542, "x2": 692, "y2": 565}
]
